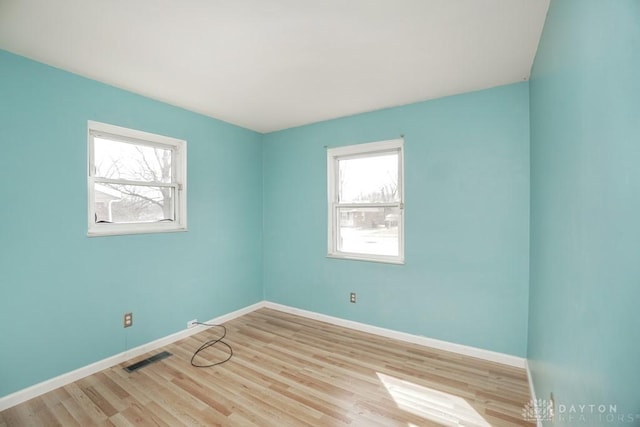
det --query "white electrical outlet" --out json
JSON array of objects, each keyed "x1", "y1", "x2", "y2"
[
  {"x1": 124, "y1": 312, "x2": 133, "y2": 328},
  {"x1": 187, "y1": 319, "x2": 198, "y2": 328}
]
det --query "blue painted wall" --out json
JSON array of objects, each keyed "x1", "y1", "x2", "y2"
[
  {"x1": 528, "y1": 0, "x2": 640, "y2": 421},
  {"x1": 0, "y1": 50, "x2": 263, "y2": 397},
  {"x1": 5, "y1": 0, "x2": 639, "y2": 414},
  {"x1": 263, "y1": 83, "x2": 530, "y2": 357}
]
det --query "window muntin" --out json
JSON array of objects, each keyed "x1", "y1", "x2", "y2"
[
  {"x1": 88, "y1": 121, "x2": 186, "y2": 236},
  {"x1": 327, "y1": 138, "x2": 404, "y2": 264}
]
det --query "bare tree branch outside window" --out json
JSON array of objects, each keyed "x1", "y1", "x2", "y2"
[{"x1": 94, "y1": 138, "x2": 174, "y2": 223}]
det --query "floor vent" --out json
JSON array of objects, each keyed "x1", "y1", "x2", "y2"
[{"x1": 124, "y1": 351, "x2": 172, "y2": 373}]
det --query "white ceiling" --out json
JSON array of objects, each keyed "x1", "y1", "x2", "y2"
[{"x1": 0, "y1": 0, "x2": 549, "y2": 133}]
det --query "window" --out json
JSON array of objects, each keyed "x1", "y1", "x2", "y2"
[
  {"x1": 87, "y1": 121, "x2": 187, "y2": 237},
  {"x1": 327, "y1": 138, "x2": 404, "y2": 264}
]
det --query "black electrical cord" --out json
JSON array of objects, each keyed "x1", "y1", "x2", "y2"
[{"x1": 190, "y1": 322, "x2": 233, "y2": 368}]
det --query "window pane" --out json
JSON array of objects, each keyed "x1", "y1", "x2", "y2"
[
  {"x1": 338, "y1": 152, "x2": 399, "y2": 203},
  {"x1": 94, "y1": 183, "x2": 174, "y2": 223},
  {"x1": 94, "y1": 137, "x2": 172, "y2": 183},
  {"x1": 337, "y1": 206, "x2": 400, "y2": 256}
]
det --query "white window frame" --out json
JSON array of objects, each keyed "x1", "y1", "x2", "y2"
[
  {"x1": 327, "y1": 138, "x2": 404, "y2": 264},
  {"x1": 87, "y1": 121, "x2": 187, "y2": 237}
]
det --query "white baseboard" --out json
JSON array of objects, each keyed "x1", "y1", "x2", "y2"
[
  {"x1": 1, "y1": 299, "x2": 527, "y2": 412},
  {"x1": 263, "y1": 301, "x2": 527, "y2": 368},
  {"x1": 0, "y1": 301, "x2": 265, "y2": 412},
  {"x1": 525, "y1": 360, "x2": 542, "y2": 427}
]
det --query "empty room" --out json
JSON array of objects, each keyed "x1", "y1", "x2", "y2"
[{"x1": 1, "y1": 0, "x2": 638, "y2": 426}]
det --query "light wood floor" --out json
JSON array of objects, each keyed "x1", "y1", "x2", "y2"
[{"x1": 0, "y1": 308, "x2": 533, "y2": 426}]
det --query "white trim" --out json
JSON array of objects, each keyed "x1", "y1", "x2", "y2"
[
  {"x1": 263, "y1": 301, "x2": 526, "y2": 368},
  {"x1": 327, "y1": 138, "x2": 404, "y2": 157},
  {"x1": 0, "y1": 302, "x2": 265, "y2": 412},
  {"x1": 86, "y1": 222, "x2": 187, "y2": 237},
  {"x1": 88, "y1": 121, "x2": 185, "y2": 147},
  {"x1": 326, "y1": 254, "x2": 405, "y2": 265},
  {"x1": 525, "y1": 360, "x2": 542, "y2": 427}
]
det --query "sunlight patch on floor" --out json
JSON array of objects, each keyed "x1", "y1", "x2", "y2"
[{"x1": 377, "y1": 372, "x2": 491, "y2": 427}]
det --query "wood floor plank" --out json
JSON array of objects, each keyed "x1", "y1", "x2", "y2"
[
  {"x1": 0, "y1": 308, "x2": 534, "y2": 426},
  {"x1": 42, "y1": 397, "x2": 80, "y2": 427}
]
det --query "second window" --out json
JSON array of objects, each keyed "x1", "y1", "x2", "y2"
[{"x1": 327, "y1": 138, "x2": 404, "y2": 264}]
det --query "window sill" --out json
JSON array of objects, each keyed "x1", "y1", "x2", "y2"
[
  {"x1": 87, "y1": 225, "x2": 187, "y2": 237},
  {"x1": 327, "y1": 253, "x2": 405, "y2": 265}
]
